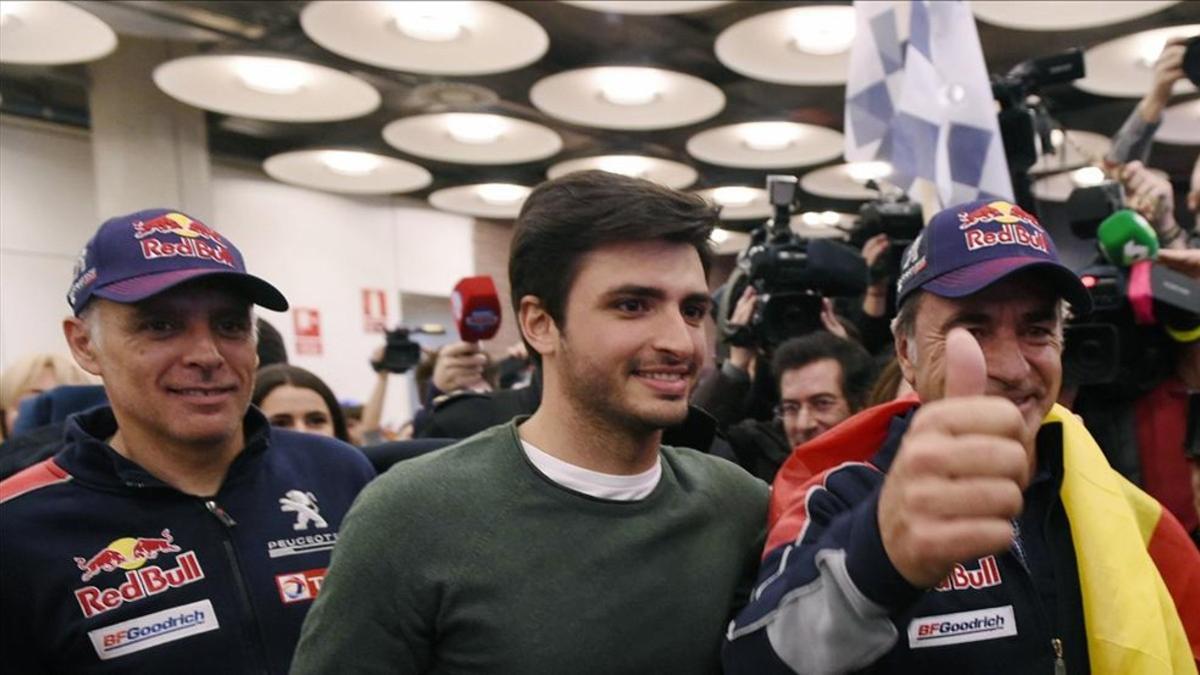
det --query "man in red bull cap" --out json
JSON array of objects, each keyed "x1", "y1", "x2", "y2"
[
  {"x1": 724, "y1": 199, "x2": 1200, "y2": 674},
  {"x1": 0, "y1": 208, "x2": 374, "y2": 674}
]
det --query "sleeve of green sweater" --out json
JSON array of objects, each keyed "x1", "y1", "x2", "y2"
[{"x1": 290, "y1": 474, "x2": 434, "y2": 675}]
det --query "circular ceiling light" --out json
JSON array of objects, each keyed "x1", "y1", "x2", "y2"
[
  {"x1": 391, "y1": 1, "x2": 467, "y2": 42},
  {"x1": 561, "y1": 1, "x2": 730, "y2": 15},
  {"x1": 1075, "y1": 24, "x2": 1199, "y2": 99},
  {"x1": 0, "y1": 0, "x2": 117, "y2": 65},
  {"x1": 1030, "y1": 129, "x2": 1111, "y2": 175},
  {"x1": 715, "y1": 5, "x2": 855, "y2": 85},
  {"x1": 710, "y1": 227, "x2": 751, "y2": 255},
  {"x1": 801, "y1": 162, "x2": 893, "y2": 200},
  {"x1": 547, "y1": 155, "x2": 698, "y2": 189},
  {"x1": 383, "y1": 113, "x2": 562, "y2": 165},
  {"x1": 429, "y1": 183, "x2": 532, "y2": 219},
  {"x1": 791, "y1": 211, "x2": 854, "y2": 240},
  {"x1": 530, "y1": 66, "x2": 725, "y2": 130},
  {"x1": 694, "y1": 186, "x2": 771, "y2": 220},
  {"x1": 971, "y1": 1, "x2": 1178, "y2": 31},
  {"x1": 1155, "y1": 99, "x2": 1200, "y2": 145},
  {"x1": 687, "y1": 121, "x2": 844, "y2": 169},
  {"x1": 154, "y1": 54, "x2": 380, "y2": 122},
  {"x1": 788, "y1": 6, "x2": 855, "y2": 56},
  {"x1": 263, "y1": 150, "x2": 432, "y2": 195},
  {"x1": 300, "y1": 0, "x2": 548, "y2": 76},
  {"x1": 235, "y1": 56, "x2": 309, "y2": 95}
]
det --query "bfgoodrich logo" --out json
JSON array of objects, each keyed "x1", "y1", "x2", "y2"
[
  {"x1": 907, "y1": 605, "x2": 1017, "y2": 649},
  {"x1": 88, "y1": 599, "x2": 219, "y2": 660}
]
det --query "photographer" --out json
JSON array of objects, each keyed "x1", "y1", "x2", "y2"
[{"x1": 718, "y1": 330, "x2": 875, "y2": 483}]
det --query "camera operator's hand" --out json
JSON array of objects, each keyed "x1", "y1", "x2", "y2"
[
  {"x1": 1140, "y1": 37, "x2": 1188, "y2": 123},
  {"x1": 877, "y1": 329, "x2": 1031, "y2": 588},
  {"x1": 862, "y1": 234, "x2": 892, "y2": 318},
  {"x1": 1120, "y1": 161, "x2": 1182, "y2": 246},
  {"x1": 433, "y1": 341, "x2": 490, "y2": 393},
  {"x1": 1157, "y1": 248, "x2": 1200, "y2": 278},
  {"x1": 819, "y1": 298, "x2": 849, "y2": 340},
  {"x1": 728, "y1": 286, "x2": 758, "y2": 375}
]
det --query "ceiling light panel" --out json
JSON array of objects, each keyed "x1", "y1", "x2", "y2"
[
  {"x1": 561, "y1": 1, "x2": 730, "y2": 15},
  {"x1": 300, "y1": 0, "x2": 549, "y2": 76},
  {"x1": 971, "y1": 1, "x2": 1178, "y2": 31},
  {"x1": 715, "y1": 5, "x2": 855, "y2": 85},
  {"x1": 153, "y1": 54, "x2": 380, "y2": 122},
  {"x1": 530, "y1": 66, "x2": 725, "y2": 130},
  {"x1": 429, "y1": 184, "x2": 532, "y2": 219},
  {"x1": 547, "y1": 155, "x2": 698, "y2": 189},
  {"x1": 382, "y1": 113, "x2": 563, "y2": 164},
  {"x1": 694, "y1": 186, "x2": 771, "y2": 220},
  {"x1": 0, "y1": 0, "x2": 117, "y2": 65},
  {"x1": 687, "y1": 121, "x2": 844, "y2": 169},
  {"x1": 263, "y1": 150, "x2": 432, "y2": 195},
  {"x1": 1075, "y1": 24, "x2": 1199, "y2": 98},
  {"x1": 801, "y1": 162, "x2": 894, "y2": 200}
]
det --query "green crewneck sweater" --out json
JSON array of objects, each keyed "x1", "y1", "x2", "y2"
[{"x1": 291, "y1": 420, "x2": 768, "y2": 675}]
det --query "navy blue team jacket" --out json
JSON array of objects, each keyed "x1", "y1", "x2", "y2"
[{"x1": 0, "y1": 406, "x2": 375, "y2": 674}]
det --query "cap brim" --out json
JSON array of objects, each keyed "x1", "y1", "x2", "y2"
[
  {"x1": 923, "y1": 257, "x2": 1093, "y2": 315},
  {"x1": 93, "y1": 269, "x2": 289, "y2": 311}
]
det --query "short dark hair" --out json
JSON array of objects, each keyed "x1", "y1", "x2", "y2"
[
  {"x1": 252, "y1": 364, "x2": 350, "y2": 443},
  {"x1": 892, "y1": 289, "x2": 924, "y2": 339},
  {"x1": 509, "y1": 170, "x2": 718, "y2": 360},
  {"x1": 771, "y1": 332, "x2": 875, "y2": 412},
  {"x1": 255, "y1": 318, "x2": 288, "y2": 367}
]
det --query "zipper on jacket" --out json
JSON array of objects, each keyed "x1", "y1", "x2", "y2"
[
  {"x1": 1052, "y1": 637, "x2": 1065, "y2": 675},
  {"x1": 204, "y1": 499, "x2": 269, "y2": 675}
]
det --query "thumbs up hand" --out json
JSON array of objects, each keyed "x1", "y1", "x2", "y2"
[{"x1": 878, "y1": 328, "x2": 1031, "y2": 588}]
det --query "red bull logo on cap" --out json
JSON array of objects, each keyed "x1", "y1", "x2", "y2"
[
  {"x1": 957, "y1": 201, "x2": 1048, "y2": 255},
  {"x1": 73, "y1": 529, "x2": 205, "y2": 618},
  {"x1": 130, "y1": 213, "x2": 236, "y2": 268},
  {"x1": 957, "y1": 201, "x2": 1041, "y2": 231},
  {"x1": 132, "y1": 213, "x2": 225, "y2": 244}
]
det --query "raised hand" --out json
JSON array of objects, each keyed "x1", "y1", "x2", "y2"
[{"x1": 877, "y1": 328, "x2": 1031, "y2": 588}]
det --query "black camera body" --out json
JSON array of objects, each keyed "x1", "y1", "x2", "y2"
[
  {"x1": 718, "y1": 175, "x2": 868, "y2": 350},
  {"x1": 852, "y1": 190, "x2": 924, "y2": 284},
  {"x1": 373, "y1": 324, "x2": 446, "y2": 374},
  {"x1": 1062, "y1": 185, "x2": 1200, "y2": 392}
]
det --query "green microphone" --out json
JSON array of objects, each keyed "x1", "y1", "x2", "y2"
[{"x1": 1096, "y1": 209, "x2": 1159, "y2": 267}]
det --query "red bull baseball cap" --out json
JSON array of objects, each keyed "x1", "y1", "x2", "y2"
[
  {"x1": 896, "y1": 199, "x2": 1092, "y2": 314},
  {"x1": 67, "y1": 208, "x2": 288, "y2": 315}
]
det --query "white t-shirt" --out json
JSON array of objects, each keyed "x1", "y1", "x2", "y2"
[{"x1": 521, "y1": 440, "x2": 661, "y2": 501}]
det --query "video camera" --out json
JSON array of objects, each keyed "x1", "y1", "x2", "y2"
[
  {"x1": 849, "y1": 180, "x2": 924, "y2": 285},
  {"x1": 717, "y1": 175, "x2": 868, "y2": 350},
  {"x1": 1062, "y1": 183, "x2": 1200, "y2": 392},
  {"x1": 373, "y1": 324, "x2": 446, "y2": 374}
]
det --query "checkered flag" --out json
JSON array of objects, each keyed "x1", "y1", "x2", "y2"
[{"x1": 844, "y1": 0, "x2": 1013, "y2": 208}]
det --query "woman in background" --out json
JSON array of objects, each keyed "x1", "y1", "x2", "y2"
[
  {"x1": 0, "y1": 353, "x2": 95, "y2": 441},
  {"x1": 253, "y1": 364, "x2": 350, "y2": 443}
]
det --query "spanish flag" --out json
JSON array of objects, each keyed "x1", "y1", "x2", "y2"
[{"x1": 768, "y1": 399, "x2": 1200, "y2": 673}]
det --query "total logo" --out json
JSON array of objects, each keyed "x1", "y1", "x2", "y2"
[
  {"x1": 275, "y1": 567, "x2": 326, "y2": 604},
  {"x1": 73, "y1": 529, "x2": 205, "y2": 619}
]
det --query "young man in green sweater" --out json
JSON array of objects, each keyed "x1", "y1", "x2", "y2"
[{"x1": 291, "y1": 170, "x2": 769, "y2": 674}]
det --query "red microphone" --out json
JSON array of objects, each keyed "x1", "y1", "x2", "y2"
[{"x1": 451, "y1": 276, "x2": 501, "y2": 342}]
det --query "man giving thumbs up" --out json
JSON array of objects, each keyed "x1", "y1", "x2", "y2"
[{"x1": 725, "y1": 200, "x2": 1200, "y2": 675}]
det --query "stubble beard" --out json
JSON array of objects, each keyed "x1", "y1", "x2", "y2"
[{"x1": 557, "y1": 344, "x2": 690, "y2": 436}]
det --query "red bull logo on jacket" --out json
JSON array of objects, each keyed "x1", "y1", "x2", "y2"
[
  {"x1": 933, "y1": 555, "x2": 1003, "y2": 592},
  {"x1": 73, "y1": 529, "x2": 205, "y2": 618},
  {"x1": 130, "y1": 213, "x2": 235, "y2": 268}
]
